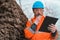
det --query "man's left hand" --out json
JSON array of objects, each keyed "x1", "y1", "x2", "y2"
[{"x1": 48, "y1": 24, "x2": 57, "y2": 33}]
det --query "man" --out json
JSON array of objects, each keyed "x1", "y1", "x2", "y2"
[{"x1": 24, "y1": 1, "x2": 58, "y2": 40}]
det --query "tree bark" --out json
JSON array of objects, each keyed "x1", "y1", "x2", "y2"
[{"x1": 0, "y1": 0, "x2": 28, "y2": 40}]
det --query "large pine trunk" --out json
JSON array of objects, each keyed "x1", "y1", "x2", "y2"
[{"x1": 0, "y1": 0, "x2": 28, "y2": 40}]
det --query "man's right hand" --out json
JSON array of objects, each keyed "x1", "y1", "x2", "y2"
[{"x1": 34, "y1": 16, "x2": 41, "y2": 25}]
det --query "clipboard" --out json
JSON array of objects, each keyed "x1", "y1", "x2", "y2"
[{"x1": 39, "y1": 16, "x2": 58, "y2": 33}]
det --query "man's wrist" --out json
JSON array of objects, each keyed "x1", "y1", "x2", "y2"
[{"x1": 51, "y1": 30, "x2": 57, "y2": 37}]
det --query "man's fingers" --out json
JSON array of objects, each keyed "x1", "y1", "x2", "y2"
[
  {"x1": 48, "y1": 24, "x2": 57, "y2": 33},
  {"x1": 49, "y1": 24, "x2": 55, "y2": 27},
  {"x1": 48, "y1": 27, "x2": 53, "y2": 30},
  {"x1": 48, "y1": 27, "x2": 55, "y2": 32}
]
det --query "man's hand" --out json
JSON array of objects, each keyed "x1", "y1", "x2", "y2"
[
  {"x1": 48, "y1": 24, "x2": 57, "y2": 33},
  {"x1": 34, "y1": 16, "x2": 41, "y2": 25}
]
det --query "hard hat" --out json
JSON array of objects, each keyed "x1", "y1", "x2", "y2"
[{"x1": 32, "y1": 1, "x2": 44, "y2": 9}]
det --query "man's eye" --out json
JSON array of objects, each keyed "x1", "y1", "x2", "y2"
[{"x1": 36, "y1": 10, "x2": 38, "y2": 11}]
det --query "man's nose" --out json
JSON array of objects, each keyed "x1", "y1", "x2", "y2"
[{"x1": 38, "y1": 11, "x2": 41, "y2": 14}]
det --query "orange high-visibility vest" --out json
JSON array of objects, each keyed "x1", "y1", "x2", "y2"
[{"x1": 24, "y1": 16, "x2": 58, "y2": 40}]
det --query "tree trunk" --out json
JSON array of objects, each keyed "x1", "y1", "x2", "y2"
[{"x1": 0, "y1": 0, "x2": 28, "y2": 40}]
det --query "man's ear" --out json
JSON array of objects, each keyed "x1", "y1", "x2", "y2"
[
  {"x1": 32, "y1": 8, "x2": 34, "y2": 11},
  {"x1": 32, "y1": 9, "x2": 35, "y2": 13}
]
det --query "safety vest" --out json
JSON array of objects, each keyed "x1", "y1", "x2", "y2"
[{"x1": 24, "y1": 16, "x2": 58, "y2": 40}]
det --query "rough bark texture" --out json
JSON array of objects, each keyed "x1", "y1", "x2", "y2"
[{"x1": 0, "y1": 0, "x2": 28, "y2": 40}]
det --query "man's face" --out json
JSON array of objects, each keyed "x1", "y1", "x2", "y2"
[{"x1": 33, "y1": 8, "x2": 44, "y2": 17}]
